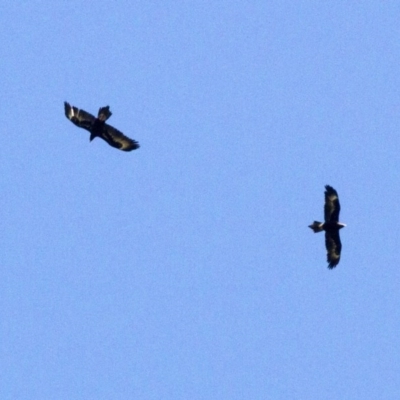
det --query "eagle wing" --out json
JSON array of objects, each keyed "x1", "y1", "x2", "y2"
[
  {"x1": 64, "y1": 102, "x2": 96, "y2": 132},
  {"x1": 324, "y1": 185, "x2": 341, "y2": 222},
  {"x1": 325, "y1": 230, "x2": 342, "y2": 269},
  {"x1": 100, "y1": 123, "x2": 140, "y2": 152}
]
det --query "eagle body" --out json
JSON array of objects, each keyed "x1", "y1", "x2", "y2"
[
  {"x1": 64, "y1": 102, "x2": 139, "y2": 152},
  {"x1": 309, "y1": 221, "x2": 345, "y2": 233},
  {"x1": 309, "y1": 185, "x2": 346, "y2": 269}
]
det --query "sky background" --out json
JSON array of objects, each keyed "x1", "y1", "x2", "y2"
[{"x1": 1, "y1": 1, "x2": 400, "y2": 399}]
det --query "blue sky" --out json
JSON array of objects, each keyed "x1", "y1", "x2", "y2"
[{"x1": 1, "y1": 1, "x2": 400, "y2": 399}]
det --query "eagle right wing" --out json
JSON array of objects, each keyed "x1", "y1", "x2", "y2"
[
  {"x1": 100, "y1": 123, "x2": 140, "y2": 152},
  {"x1": 64, "y1": 102, "x2": 96, "y2": 132},
  {"x1": 325, "y1": 230, "x2": 342, "y2": 269}
]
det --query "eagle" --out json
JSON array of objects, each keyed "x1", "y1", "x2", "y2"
[
  {"x1": 309, "y1": 185, "x2": 346, "y2": 269},
  {"x1": 64, "y1": 102, "x2": 140, "y2": 152}
]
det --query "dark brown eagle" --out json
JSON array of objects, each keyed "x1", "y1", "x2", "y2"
[
  {"x1": 64, "y1": 102, "x2": 139, "y2": 152},
  {"x1": 309, "y1": 185, "x2": 346, "y2": 269}
]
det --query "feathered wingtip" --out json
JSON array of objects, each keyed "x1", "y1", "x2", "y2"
[
  {"x1": 98, "y1": 106, "x2": 112, "y2": 121},
  {"x1": 64, "y1": 101, "x2": 73, "y2": 118},
  {"x1": 64, "y1": 101, "x2": 81, "y2": 123},
  {"x1": 308, "y1": 221, "x2": 324, "y2": 233}
]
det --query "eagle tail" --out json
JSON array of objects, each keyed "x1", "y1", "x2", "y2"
[
  {"x1": 98, "y1": 106, "x2": 112, "y2": 121},
  {"x1": 308, "y1": 221, "x2": 324, "y2": 233}
]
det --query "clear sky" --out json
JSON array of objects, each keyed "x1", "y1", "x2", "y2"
[{"x1": 1, "y1": 2, "x2": 400, "y2": 399}]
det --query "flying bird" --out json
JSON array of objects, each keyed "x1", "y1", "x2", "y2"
[
  {"x1": 309, "y1": 185, "x2": 346, "y2": 269},
  {"x1": 64, "y1": 102, "x2": 140, "y2": 152}
]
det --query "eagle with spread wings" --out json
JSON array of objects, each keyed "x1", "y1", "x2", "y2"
[
  {"x1": 64, "y1": 102, "x2": 140, "y2": 152},
  {"x1": 308, "y1": 185, "x2": 346, "y2": 269}
]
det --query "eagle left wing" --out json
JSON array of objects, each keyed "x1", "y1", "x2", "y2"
[
  {"x1": 64, "y1": 102, "x2": 96, "y2": 132},
  {"x1": 325, "y1": 230, "x2": 342, "y2": 269},
  {"x1": 100, "y1": 123, "x2": 140, "y2": 152},
  {"x1": 324, "y1": 185, "x2": 341, "y2": 222}
]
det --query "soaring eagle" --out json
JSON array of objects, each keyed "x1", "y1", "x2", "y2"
[
  {"x1": 309, "y1": 185, "x2": 346, "y2": 269},
  {"x1": 64, "y1": 102, "x2": 140, "y2": 152}
]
